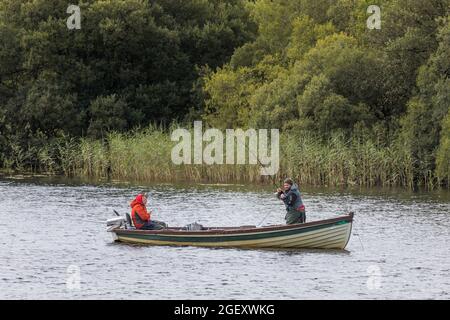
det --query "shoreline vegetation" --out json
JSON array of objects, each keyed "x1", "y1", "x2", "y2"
[
  {"x1": 0, "y1": 125, "x2": 447, "y2": 189},
  {"x1": 1, "y1": 1, "x2": 449, "y2": 190}
]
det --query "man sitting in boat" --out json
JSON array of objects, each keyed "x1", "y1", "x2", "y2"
[
  {"x1": 277, "y1": 178, "x2": 306, "y2": 224},
  {"x1": 130, "y1": 193, "x2": 167, "y2": 230}
]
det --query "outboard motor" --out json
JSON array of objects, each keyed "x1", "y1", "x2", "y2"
[{"x1": 106, "y1": 216, "x2": 126, "y2": 232}]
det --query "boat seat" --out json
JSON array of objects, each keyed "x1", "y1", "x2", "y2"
[{"x1": 125, "y1": 213, "x2": 134, "y2": 228}]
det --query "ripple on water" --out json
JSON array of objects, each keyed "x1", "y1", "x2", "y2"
[{"x1": 0, "y1": 178, "x2": 449, "y2": 299}]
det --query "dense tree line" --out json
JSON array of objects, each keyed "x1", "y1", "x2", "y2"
[
  {"x1": 202, "y1": 0, "x2": 450, "y2": 186},
  {"x1": 0, "y1": 0, "x2": 449, "y2": 187},
  {"x1": 0, "y1": 0, "x2": 255, "y2": 159}
]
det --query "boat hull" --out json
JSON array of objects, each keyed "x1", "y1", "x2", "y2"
[{"x1": 111, "y1": 214, "x2": 353, "y2": 250}]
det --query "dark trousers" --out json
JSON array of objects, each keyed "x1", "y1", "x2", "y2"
[
  {"x1": 285, "y1": 209, "x2": 306, "y2": 225},
  {"x1": 141, "y1": 220, "x2": 167, "y2": 230}
]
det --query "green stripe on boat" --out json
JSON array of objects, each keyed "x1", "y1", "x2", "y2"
[{"x1": 117, "y1": 220, "x2": 349, "y2": 243}]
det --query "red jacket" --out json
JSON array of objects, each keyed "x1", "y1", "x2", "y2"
[{"x1": 130, "y1": 194, "x2": 151, "y2": 229}]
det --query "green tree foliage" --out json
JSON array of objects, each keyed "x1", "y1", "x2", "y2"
[
  {"x1": 374, "y1": 0, "x2": 449, "y2": 118},
  {"x1": 88, "y1": 94, "x2": 128, "y2": 137},
  {"x1": 0, "y1": 0, "x2": 255, "y2": 164},
  {"x1": 436, "y1": 111, "x2": 450, "y2": 183},
  {"x1": 1, "y1": 0, "x2": 449, "y2": 188},
  {"x1": 202, "y1": 0, "x2": 449, "y2": 187},
  {"x1": 401, "y1": 18, "x2": 450, "y2": 185}
]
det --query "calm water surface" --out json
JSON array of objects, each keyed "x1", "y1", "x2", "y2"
[{"x1": 0, "y1": 176, "x2": 449, "y2": 299}]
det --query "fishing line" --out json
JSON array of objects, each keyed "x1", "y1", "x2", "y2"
[
  {"x1": 257, "y1": 211, "x2": 273, "y2": 227},
  {"x1": 353, "y1": 222, "x2": 365, "y2": 252},
  {"x1": 244, "y1": 138, "x2": 281, "y2": 222},
  {"x1": 340, "y1": 204, "x2": 364, "y2": 252},
  {"x1": 344, "y1": 206, "x2": 364, "y2": 252}
]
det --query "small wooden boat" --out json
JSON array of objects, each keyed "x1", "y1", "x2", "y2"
[{"x1": 106, "y1": 213, "x2": 353, "y2": 250}]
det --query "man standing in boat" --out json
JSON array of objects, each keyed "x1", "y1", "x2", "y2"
[
  {"x1": 277, "y1": 178, "x2": 306, "y2": 224},
  {"x1": 130, "y1": 193, "x2": 167, "y2": 230}
]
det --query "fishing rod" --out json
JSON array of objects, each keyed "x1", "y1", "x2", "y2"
[
  {"x1": 241, "y1": 137, "x2": 280, "y2": 188},
  {"x1": 257, "y1": 187, "x2": 285, "y2": 226},
  {"x1": 257, "y1": 211, "x2": 274, "y2": 227},
  {"x1": 241, "y1": 140, "x2": 283, "y2": 227}
]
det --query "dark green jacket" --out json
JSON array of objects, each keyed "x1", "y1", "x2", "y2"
[{"x1": 278, "y1": 184, "x2": 303, "y2": 212}]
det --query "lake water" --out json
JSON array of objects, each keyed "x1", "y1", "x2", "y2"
[{"x1": 0, "y1": 175, "x2": 449, "y2": 299}]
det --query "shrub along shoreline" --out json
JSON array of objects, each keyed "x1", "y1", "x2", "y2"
[
  {"x1": 1, "y1": 1, "x2": 449, "y2": 190},
  {"x1": 0, "y1": 126, "x2": 447, "y2": 189}
]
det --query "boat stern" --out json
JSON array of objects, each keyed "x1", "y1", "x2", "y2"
[{"x1": 106, "y1": 217, "x2": 126, "y2": 241}]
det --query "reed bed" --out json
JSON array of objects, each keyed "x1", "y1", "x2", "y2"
[
  {"x1": 1, "y1": 126, "x2": 445, "y2": 188},
  {"x1": 280, "y1": 132, "x2": 415, "y2": 188}
]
